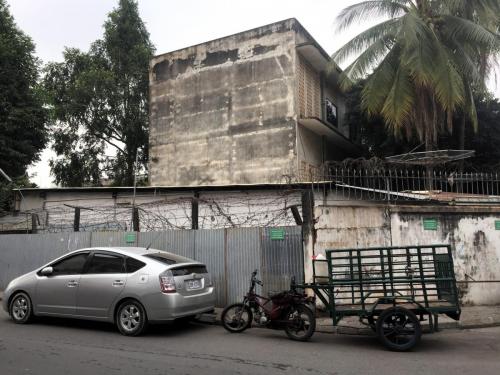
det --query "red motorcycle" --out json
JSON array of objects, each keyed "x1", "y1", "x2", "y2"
[{"x1": 221, "y1": 270, "x2": 316, "y2": 341}]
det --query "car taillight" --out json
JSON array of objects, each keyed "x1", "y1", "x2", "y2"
[{"x1": 159, "y1": 271, "x2": 176, "y2": 293}]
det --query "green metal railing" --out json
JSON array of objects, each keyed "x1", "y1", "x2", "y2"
[{"x1": 306, "y1": 244, "x2": 461, "y2": 324}]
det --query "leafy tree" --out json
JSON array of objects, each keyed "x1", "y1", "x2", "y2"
[
  {"x1": 344, "y1": 81, "x2": 420, "y2": 158},
  {"x1": 44, "y1": 0, "x2": 154, "y2": 187},
  {"x1": 0, "y1": 0, "x2": 47, "y2": 213},
  {"x1": 345, "y1": 82, "x2": 500, "y2": 170},
  {"x1": 332, "y1": 0, "x2": 500, "y2": 151},
  {"x1": 448, "y1": 0, "x2": 500, "y2": 161},
  {"x1": 452, "y1": 93, "x2": 500, "y2": 170}
]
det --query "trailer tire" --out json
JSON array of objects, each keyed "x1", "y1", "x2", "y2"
[{"x1": 376, "y1": 307, "x2": 421, "y2": 351}]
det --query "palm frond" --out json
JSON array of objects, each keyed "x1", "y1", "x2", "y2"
[
  {"x1": 335, "y1": 0, "x2": 411, "y2": 31},
  {"x1": 332, "y1": 18, "x2": 401, "y2": 65},
  {"x1": 337, "y1": 36, "x2": 393, "y2": 86},
  {"x1": 361, "y1": 47, "x2": 400, "y2": 116},
  {"x1": 441, "y1": 15, "x2": 500, "y2": 50},
  {"x1": 398, "y1": 13, "x2": 438, "y2": 86},
  {"x1": 431, "y1": 55, "x2": 465, "y2": 113},
  {"x1": 380, "y1": 65, "x2": 415, "y2": 129},
  {"x1": 445, "y1": 0, "x2": 500, "y2": 18},
  {"x1": 443, "y1": 40, "x2": 483, "y2": 87},
  {"x1": 464, "y1": 82, "x2": 479, "y2": 131}
]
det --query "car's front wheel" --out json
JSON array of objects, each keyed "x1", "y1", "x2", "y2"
[
  {"x1": 9, "y1": 292, "x2": 33, "y2": 324},
  {"x1": 116, "y1": 300, "x2": 148, "y2": 336}
]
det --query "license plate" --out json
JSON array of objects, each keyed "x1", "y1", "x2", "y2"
[{"x1": 186, "y1": 279, "x2": 202, "y2": 290}]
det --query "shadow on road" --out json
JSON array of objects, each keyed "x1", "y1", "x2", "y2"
[
  {"x1": 25, "y1": 315, "x2": 213, "y2": 337},
  {"x1": 241, "y1": 325, "x2": 456, "y2": 354}
]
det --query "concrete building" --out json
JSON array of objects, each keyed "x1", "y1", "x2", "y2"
[{"x1": 149, "y1": 18, "x2": 359, "y2": 187}]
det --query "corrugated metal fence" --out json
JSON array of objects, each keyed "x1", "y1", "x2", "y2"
[{"x1": 0, "y1": 227, "x2": 303, "y2": 307}]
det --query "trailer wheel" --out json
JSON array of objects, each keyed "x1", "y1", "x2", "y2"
[{"x1": 376, "y1": 307, "x2": 421, "y2": 351}]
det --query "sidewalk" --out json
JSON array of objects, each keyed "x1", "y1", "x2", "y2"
[
  {"x1": 1, "y1": 291, "x2": 498, "y2": 333},
  {"x1": 212, "y1": 305, "x2": 500, "y2": 334},
  {"x1": 313, "y1": 305, "x2": 500, "y2": 335}
]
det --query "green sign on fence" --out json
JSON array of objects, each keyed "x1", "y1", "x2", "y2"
[
  {"x1": 423, "y1": 218, "x2": 438, "y2": 231},
  {"x1": 270, "y1": 228, "x2": 285, "y2": 240},
  {"x1": 125, "y1": 233, "x2": 136, "y2": 243},
  {"x1": 495, "y1": 220, "x2": 500, "y2": 230}
]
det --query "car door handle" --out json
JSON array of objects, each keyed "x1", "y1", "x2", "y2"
[
  {"x1": 67, "y1": 280, "x2": 78, "y2": 287},
  {"x1": 112, "y1": 280, "x2": 124, "y2": 286}
]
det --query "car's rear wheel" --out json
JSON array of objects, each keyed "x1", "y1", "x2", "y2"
[
  {"x1": 116, "y1": 300, "x2": 148, "y2": 336},
  {"x1": 9, "y1": 292, "x2": 33, "y2": 324}
]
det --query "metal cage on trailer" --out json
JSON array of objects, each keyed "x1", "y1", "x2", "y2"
[{"x1": 297, "y1": 244, "x2": 461, "y2": 351}]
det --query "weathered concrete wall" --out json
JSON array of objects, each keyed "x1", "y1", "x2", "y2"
[
  {"x1": 391, "y1": 208, "x2": 500, "y2": 305},
  {"x1": 149, "y1": 19, "x2": 299, "y2": 186},
  {"x1": 308, "y1": 200, "x2": 500, "y2": 305},
  {"x1": 296, "y1": 125, "x2": 323, "y2": 172}
]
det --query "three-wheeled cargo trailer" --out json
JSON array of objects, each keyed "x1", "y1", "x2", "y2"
[{"x1": 298, "y1": 244, "x2": 461, "y2": 351}]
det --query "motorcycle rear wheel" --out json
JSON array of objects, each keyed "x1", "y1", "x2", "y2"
[
  {"x1": 221, "y1": 303, "x2": 252, "y2": 333},
  {"x1": 284, "y1": 305, "x2": 316, "y2": 341}
]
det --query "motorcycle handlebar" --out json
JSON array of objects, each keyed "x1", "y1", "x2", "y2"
[{"x1": 250, "y1": 269, "x2": 263, "y2": 288}]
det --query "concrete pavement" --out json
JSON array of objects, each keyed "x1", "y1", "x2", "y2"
[
  {"x1": 212, "y1": 304, "x2": 500, "y2": 334},
  {"x1": 1, "y1": 309, "x2": 500, "y2": 375},
  {"x1": 1, "y1": 290, "x2": 500, "y2": 332}
]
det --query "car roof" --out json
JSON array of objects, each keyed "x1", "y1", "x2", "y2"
[{"x1": 74, "y1": 247, "x2": 198, "y2": 265}]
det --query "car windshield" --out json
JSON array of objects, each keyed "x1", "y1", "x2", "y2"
[{"x1": 142, "y1": 252, "x2": 193, "y2": 265}]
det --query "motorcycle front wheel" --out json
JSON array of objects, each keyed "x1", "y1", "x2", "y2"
[
  {"x1": 284, "y1": 304, "x2": 316, "y2": 341},
  {"x1": 221, "y1": 303, "x2": 253, "y2": 333}
]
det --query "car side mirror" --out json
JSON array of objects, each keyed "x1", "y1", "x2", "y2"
[{"x1": 40, "y1": 266, "x2": 53, "y2": 276}]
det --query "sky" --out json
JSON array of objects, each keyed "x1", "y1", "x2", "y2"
[{"x1": 6, "y1": 0, "x2": 500, "y2": 187}]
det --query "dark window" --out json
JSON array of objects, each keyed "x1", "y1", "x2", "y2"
[
  {"x1": 143, "y1": 252, "x2": 193, "y2": 265},
  {"x1": 86, "y1": 253, "x2": 125, "y2": 274},
  {"x1": 171, "y1": 265, "x2": 208, "y2": 276},
  {"x1": 126, "y1": 257, "x2": 146, "y2": 273},
  {"x1": 51, "y1": 252, "x2": 89, "y2": 276},
  {"x1": 325, "y1": 98, "x2": 338, "y2": 127}
]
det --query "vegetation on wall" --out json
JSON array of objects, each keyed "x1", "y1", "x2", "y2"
[{"x1": 43, "y1": 0, "x2": 154, "y2": 187}]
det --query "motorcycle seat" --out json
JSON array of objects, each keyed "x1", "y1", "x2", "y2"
[{"x1": 268, "y1": 291, "x2": 287, "y2": 299}]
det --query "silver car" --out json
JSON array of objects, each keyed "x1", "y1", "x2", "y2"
[{"x1": 2, "y1": 247, "x2": 216, "y2": 336}]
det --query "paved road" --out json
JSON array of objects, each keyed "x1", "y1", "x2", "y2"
[{"x1": 0, "y1": 310, "x2": 499, "y2": 375}]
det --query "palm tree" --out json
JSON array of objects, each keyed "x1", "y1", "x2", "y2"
[
  {"x1": 448, "y1": 0, "x2": 500, "y2": 168},
  {"x1": 332, "y1": 0, "x2": 500, "y2": 152}
]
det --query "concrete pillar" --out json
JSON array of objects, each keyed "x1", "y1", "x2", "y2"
[{"x1": 301, "y1": 190, "x2": 315, "y2": 283}]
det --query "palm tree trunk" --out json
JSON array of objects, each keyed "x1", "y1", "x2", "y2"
[
  {"x1": 425, "y1": 97, "x2": 438, "y2": 191},
  {"x1": 458, "y1": 115, "x2": 466, "y2": 167}
]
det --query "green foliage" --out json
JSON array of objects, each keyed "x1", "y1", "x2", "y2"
[
  {"x1": 0, "y1": 0, "x2": 47, "y2": 213},
  {"x1": 0, "y1": 176, "x2": 36, "y2": 214},
  {"x1": 43, "y1": 0, "x2": 154, "y2": 187},
  {"x1": 0, "y1": 0, "x2": 47, "y2": 179},
  {"x1": 333, "y1": 0, "x2": 500, "y2": 149},
  {"x1": 451, "y1": 94, "x2": 500, "y2": 170},
  {"x1": 346, "y1": 81, "x2": 500, "y2": 169}
]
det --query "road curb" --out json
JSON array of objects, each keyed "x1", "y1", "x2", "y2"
[{"x1": 205, "y1": 317, "x2": 500, "y2": 335}]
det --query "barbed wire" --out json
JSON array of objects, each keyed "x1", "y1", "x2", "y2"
[{"x1": 9, "y1": 189, "x2": 302, "y2": 233}]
